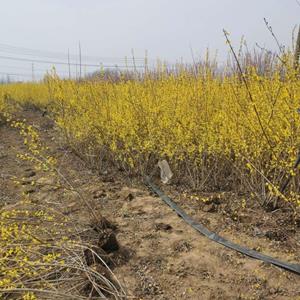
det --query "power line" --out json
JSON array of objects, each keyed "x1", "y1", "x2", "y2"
[
  {"x1": 0, "y1": 64, "x2": 69, "y2": 73},
  {"x1": 0, "y1": 43, "x2": 146, "y2": 62},
  {"x1": 0, "y1": 71, "x2": 76, "y2": 82},
  {"x1": 0, "y1": 65, "x2": 73, "y2": 79},
  {"x1": 0, "y1": 54, "x2": 144, "y2": 68},
  {"x1": 0, "y1": 71, "x2": 38, "y2": 78}
]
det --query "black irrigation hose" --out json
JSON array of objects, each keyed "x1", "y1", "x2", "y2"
[{"x1": 144, "y1": 177, "x2": 300, "y2": 275}]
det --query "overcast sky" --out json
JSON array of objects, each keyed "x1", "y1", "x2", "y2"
[{"x1": 0, "y1": 0, "x2": 299, "y2": 80}]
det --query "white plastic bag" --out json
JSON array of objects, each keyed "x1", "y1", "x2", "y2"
[{"x1": 158, "y1": 160, "x2": 173, "y2": 184}]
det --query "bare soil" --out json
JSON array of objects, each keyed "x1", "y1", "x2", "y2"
[{"x1": 0, "y1": 109, "x2": 300, "y2": 300}]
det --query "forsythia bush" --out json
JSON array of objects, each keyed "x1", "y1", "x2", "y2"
[
  {"x1": 0, "y1": 82, "x2": 50, "y2": 109},
  {"x1": 1, "y1": 61, "x2": 300, "y2": 207},
  {"x1": 0, "y1": 90, "x2": 6, "y2": 121}
]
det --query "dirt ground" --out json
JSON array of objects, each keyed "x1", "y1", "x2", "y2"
[{"x1": 0, "y1": 109, "x2": 300, "y2": 300}]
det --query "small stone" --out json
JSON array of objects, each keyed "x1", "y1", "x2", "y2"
[
  {"x1": 155, "y1": 223, "x2": 172, "y2": 231},
  {"x1": 202, "y1": 203, "x2": 216, "y2": 213},
  {"x1": 93, "y1": 190, "x2": 107, "y2": 199},
  {"x1": 99, "y1": 231, "x2": 119, "y2": 253},
  {"x1": 24, "y1": 187, "x2": 35, "y2": 194},
  {"x1": 125, "y1": 193, "x2": 134, "y2": 201},
  {"x1": 21, "y1": 179, "x2": 32, "y2": 185},
  {"x1": 24, "y1": 170, "x2": 36, "y2": 178},
  {"x1": 208, "y1": 196, "x2": 221, "y2": 205},
  {"x1": 253, "y1": 227, "x2": 264, "y2": 237}
]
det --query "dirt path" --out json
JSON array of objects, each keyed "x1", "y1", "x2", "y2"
[{"x1": 1, "y1": 110, "x2": 299, "y2": 300}]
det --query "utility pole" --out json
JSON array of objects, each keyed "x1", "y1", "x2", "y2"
[
  {"x1": 79, "y1": 41, "x2": 82, "y2": 80},
  {"x1": 32, "y1": 62, "x2": 35, "y2": 82},
  {"x1": 75, "y1": 59, "x2": 78, "y2": 80},
  {"x1": 294, "y1": 25, "x2": 300, "y2": 70},
  {"x1": 68, "y1": 48, "x2": 71, "y2": 79}
]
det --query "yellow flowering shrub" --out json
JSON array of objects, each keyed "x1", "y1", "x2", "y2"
[
  {"x1": 1, "y1": 58, "x2": 300, "y2": 207},
  {"x1": 0, "y1": 89, "x2": 7, "y2": 122},
  {"x1": 0, "y1": 82, "x2": 50, "y2": 110}
]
